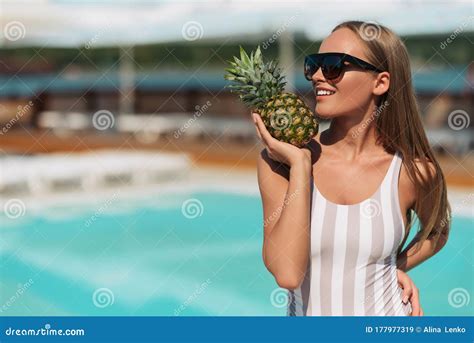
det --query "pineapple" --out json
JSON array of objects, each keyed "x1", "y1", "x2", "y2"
[{"x1": 224, "y1": 46, "x2": 318, "y2": 147}]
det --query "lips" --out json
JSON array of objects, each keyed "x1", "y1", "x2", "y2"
[{"x1": 315, "y1": 84, "x2": 336, "y2": 96}]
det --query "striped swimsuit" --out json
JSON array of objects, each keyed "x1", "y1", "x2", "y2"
[{"x1": 287, "y1": 151, "x2": 412, "y2": 316}]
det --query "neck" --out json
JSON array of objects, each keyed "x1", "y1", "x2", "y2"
[{"x1": 323, "y1": 105, "x2": 383, "y2": 160}]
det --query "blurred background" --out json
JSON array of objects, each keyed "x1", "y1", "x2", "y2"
[{"x1": 0, "y1": 0, "x2": 472, "y2": 316}]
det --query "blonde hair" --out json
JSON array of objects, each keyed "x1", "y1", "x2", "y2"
[{"x1": 332, "y1": 21, "x2": 451, "y2": 257}]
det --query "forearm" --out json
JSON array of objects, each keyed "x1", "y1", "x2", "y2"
[
  {"x1": 396, "y1": 233, "x2": 448, "y2": 272},
  {"x1": 264, "y1": 161, "x2": 311, "y2": 284}
]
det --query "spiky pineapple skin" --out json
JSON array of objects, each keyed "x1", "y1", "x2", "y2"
[
  {"x1": 223, "y1": 46, "x2": 319, "y2": 146},
  {"x1": 257, "y1": 93, "x2": 318, "y2": 147}
]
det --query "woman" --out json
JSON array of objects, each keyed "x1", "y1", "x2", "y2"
[{"x1": 253, "y1": 21, "x2": 451, "y2": 316}]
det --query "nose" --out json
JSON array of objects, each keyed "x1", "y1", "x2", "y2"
[{"x1": 311, "y1": 66, "x2": 325, "y2": 83}]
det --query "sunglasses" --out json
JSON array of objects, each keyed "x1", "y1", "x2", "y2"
[{"x1": 304, "y1": 52, "x2": 383, "y2": 81}]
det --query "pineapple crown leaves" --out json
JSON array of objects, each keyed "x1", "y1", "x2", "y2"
[{"x1": 224, "y1": 46, "x2": 287, "y2": 109}]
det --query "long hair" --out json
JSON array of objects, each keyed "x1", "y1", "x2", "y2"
[{"x1": 331, "y1": 21, "x2": 451, "y2": 257}]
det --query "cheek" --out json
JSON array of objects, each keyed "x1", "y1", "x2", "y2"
[{"x1": 315, "y1": 74, "x2": 374, "y2": 117}]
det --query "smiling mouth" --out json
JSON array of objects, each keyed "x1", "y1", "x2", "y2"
[{"x1": 316, "y1": 89, "x2": 336, "y2": 96}]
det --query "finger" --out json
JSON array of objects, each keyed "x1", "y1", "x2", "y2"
[
  {"x1": 251, "y1": 113, "x2": 266, "y2": 143},
  {"x1": 253, "y1": 113, "x2": 275, "y2": 146},
  {"x1": 253, "y1": 120, "x2": 273, "y2": 158},
  {"x1": 410, "y1": 287, "x2": 421, "y2": 316},
  {"x1": 253, "y1": 122, "x2": 263, "y2": 141},
  {"x1": 399, "y1": 282, "x2": 412, "y2": 305}
]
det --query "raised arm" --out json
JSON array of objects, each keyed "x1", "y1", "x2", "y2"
[{"x1": 253, "y1": 113, "x2": 312, "y2": 290}]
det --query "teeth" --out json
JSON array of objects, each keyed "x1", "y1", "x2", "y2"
[{"x1": 317, "y1": 89, "x2": 335, "y2": 96}]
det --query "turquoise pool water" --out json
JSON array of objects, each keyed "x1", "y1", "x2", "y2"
[{"x1": 1, "y1": 191, "x2": 472, "y2": 316}]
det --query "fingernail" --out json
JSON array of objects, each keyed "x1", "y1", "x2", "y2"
[
  {"x1": 252, "y1": 113, "x2": 257, "y2": 122},
  {"x1": 402, "y1": 296, "x2": 408, "y2": 304}
]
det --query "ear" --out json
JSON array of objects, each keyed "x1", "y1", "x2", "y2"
[{"x1": 373, "y1": 71, "x2": 390, "y2": 96}]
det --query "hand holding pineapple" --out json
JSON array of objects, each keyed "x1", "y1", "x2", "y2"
[
  {"x1": 224, "y1": 46, "x2": 319, "y2": 148},
  {"x1": 252, "y1": 112, "x2": 312, "y2": 167}
]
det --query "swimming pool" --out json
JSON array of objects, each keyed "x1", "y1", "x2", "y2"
[{"x1": 1, "y1": 189, "x2": 472, "y2": 316}]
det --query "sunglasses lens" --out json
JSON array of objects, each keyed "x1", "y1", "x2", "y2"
[
  {"x1": 321, "y1": 56, "x2": 343, "y2": 80},
  {"x1": 304, "y1": 58, "x2": 317, "y2": 80},
  {"x1": 304, "y1": 55, "x2": 344, "y2": 81}
]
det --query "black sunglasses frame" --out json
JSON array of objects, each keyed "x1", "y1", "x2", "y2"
[{"x1": 304, "y1": 53, "x2": 384, "y2": 81}]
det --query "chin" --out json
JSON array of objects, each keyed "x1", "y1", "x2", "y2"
[
  {"x1": 315, "y1": 103, "x2": 353, "y2": 119},
  {"x1": 315, "y1": 104, "x2": 336, "y2": 119}
]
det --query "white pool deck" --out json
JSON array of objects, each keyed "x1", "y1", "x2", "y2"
[
  {"x1": 0, "y1": 151, "x2": 472, "y2": 219},
  {"x1": 0, "y1": 150, "x2": 190, "y2": 195}
]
